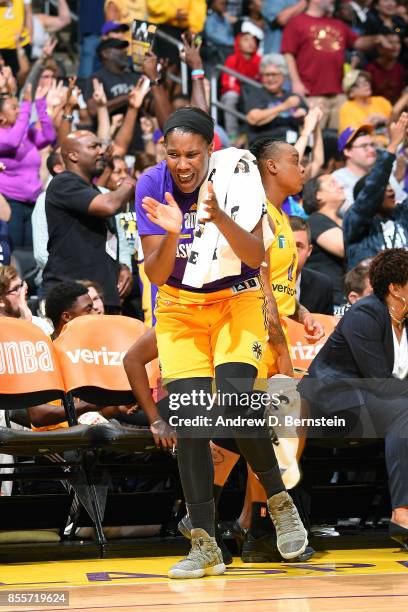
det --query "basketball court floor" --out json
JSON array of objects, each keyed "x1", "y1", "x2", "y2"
[{"x1": 1, "y1": 548, "x2": 408, "y2": 611}]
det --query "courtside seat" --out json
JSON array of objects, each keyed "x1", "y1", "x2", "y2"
[
  {"x1": 53, "y1": 315, "x2": 159, "y2": 453},
  {"x1": 0, "y1": 424, "x2": 95, "y2": 456},
  {"x1": 283, "y1": 314, "x2": 338, "y2": 377},
  {"x1": 0, "y1": 318, "x2": 65, "y2": 410},
  {"x1": 91, "y1": 423, "x2": 156, "y2": 454},
  {"x1": 53, "y1": 314, "x2": 150, "y2": 405}
]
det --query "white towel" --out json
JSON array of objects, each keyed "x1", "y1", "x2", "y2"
[{"x1": 182, "y1": 147, "x2": 273, "y2": 288}]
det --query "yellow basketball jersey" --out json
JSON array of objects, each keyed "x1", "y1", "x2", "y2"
[
  {"x1": 0, "y1": 0, "x2": 30, "y2": 49},
  {"x1": 267, "y1": 200, "x2": 298, "y2": 317}
]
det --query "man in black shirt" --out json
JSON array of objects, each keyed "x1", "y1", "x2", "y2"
[
  {"x1": 43, "y1": 130, "x2": 135, "y2": 310},
  {"x1": 84, "y1": 38, "x2": 141, "y2": 126}
]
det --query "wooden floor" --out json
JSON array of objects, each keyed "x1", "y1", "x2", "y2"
[{"x1": 1, "y1": 549, "x2": 408, "y2": 611}]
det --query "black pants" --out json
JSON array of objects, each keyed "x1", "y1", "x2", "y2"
[
  {"x1": 167, "y1": 362, "x2": 284, "y2": 512},
  {"x1": 312, "y1": 391, "x2": 408, "y2": 509}
]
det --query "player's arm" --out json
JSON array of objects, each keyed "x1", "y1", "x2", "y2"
[
  {"x1": 292, "y1": 300, "x2": 324, "y2": 343},
  {"x1": 123, "y1": 329, "x2": 176, "y2": 449},
  {"x1": 260, "y1": 250, "x2": 293, "y2": 377}
]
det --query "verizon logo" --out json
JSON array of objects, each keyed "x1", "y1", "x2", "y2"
[
  {"x1": 65, "y1": 348, "x2": 126, "y2": 366},
  {"x1": 0, "y1": 341, "x2": 54, "y2": 374},
  {"x1": 291, "y1": 342, "x2": 324, "y2": 361}
]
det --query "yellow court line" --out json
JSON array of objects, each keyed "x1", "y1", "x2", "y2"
[{"x1": 0, "y1": 549, "x2": 407, "y2": 589}]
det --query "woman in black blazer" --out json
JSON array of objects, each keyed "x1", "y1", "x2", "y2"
[{"x1": 299, "y1": 248, "x2": 408, "y2": 549}]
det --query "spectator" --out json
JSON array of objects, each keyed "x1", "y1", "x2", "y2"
[
  {"x1": 343, "y1": 113, "x2": 408, "y2": 269},
  {"x1": 42, "y1": 130, "x2": 135, "y2": 312},
  {"x1": 396, "y1": 0, "x2": 408, "y2": 23},
  {"x1": 45, "y1": 281, "x2": 94, "y2": 337},
  {"x1": 0, "y1": 264, "x2": 53, "y2": 334},
  {"x1": 345, "y1": 260, "x2": 373, "y2": 304},
  {"x1": 333, "y1": 124, "x2": 407, "y2": 213},
  {"x1": 0, "y1": 84, "x2": 56, "y2": 249},
  {"x1": 365, "y1": 33, "x2": 406, "y2": 104},
  {"x1": 32, "y1": 149, "x2": 133, "y2": 290},
  {"x1": 364, "y1": 0, "x2": 407, "y2": 49},
  {"x1": 243, "y1": 53, "x2": 307, "y2": 145},
  {"x1": 281, "y1": 0, "x2": 388, "y2": 130},
  {"x1": 241, "y1": 0, "x2": 266, "y2": 35},
  {"x1": 101, "y1": 20, "x2": 130, "y2": 41},
  {"x1": 78, "y1": 279, "x2": 106, "y2": 315},
  {"x1": 204, "y1": 0, "x2": 235, "y2": 63},
  {"x1": 302, "y1": 174, "x2": 346, "y2": 307},
  {"x1": 105, "y1": 0, "x2": 147, "y2": 24},
  {"x1": 78, "y1": 0, "x2": 105, "y2": 80},
  {"x1": 221, "y1": 30, "x2": 261, "y2": 140},
  {"x1": 31, "y1": 0, "x2": 71, "y2": 61},
  {"x1": 0, "y1": 0, "x2": 31, "y2": 76},
  {"x1": 335, "y1": 260, "x2": 373, "y2": 316},
  {"x1": 32, "y1": 146, "x2": 65, "y2": 276},
  {"x1": 133, "y1": 152, "x2": 157, "y2": 178},
  {"x1": 338, "y1": 69, "x2": 392, "y2": 135},
  {"x1": 347, "y1": 0, "x2": 372, "y2": 34},
  {"x1": 84, "y1": 39, "x2": 139, "y2": 124},
  {"x1": 29, "y1": 281, "x2": 138, "y2": 430},
  {"x1": 289, "y1": 215, "x2": 334, "y2": 315},
  {"x1": 147, "y1": 0, "x2": 207, "y2": 63},
  {"x1": 105, "y1": 0, "x2": 146, "y2": 60},
  {"x1": 261, "y1": 0, "x2": 307, "y2": 54}
]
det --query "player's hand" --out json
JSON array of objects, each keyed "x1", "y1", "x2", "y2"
[
  {"x1": 150, "y1": 418, "x2": 177, "y2": 450},
  {"x1": 303, "y1": 314, "x2": 325, "y2": 343},
  {"x1": 198, "y1": 182, "x2": 223, "y2": 224},
  {"x1": 142, "y1": 192, "x2": 183, "y2": 235}
]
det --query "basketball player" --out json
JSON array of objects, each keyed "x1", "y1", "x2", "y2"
[
  {"x1": 203, "y1": 139, "x2": 324, "y2": 562},
  {"x1": 133, "y1": 107, "x2": 308, "y2": 579}
]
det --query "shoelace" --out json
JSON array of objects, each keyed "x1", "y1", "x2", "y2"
[
  {"x1": 272, "y1": 502, "x2": 300, "y2": 535},
  {"x1": 180, "y1": 538, "x2": 216, "y2": 564}
]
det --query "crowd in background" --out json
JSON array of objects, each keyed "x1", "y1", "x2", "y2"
[{"x1": 0, "y1": 0, "x2": 407, "y2": 329}]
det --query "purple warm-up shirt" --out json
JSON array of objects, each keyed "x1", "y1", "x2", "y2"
[
  {"x1": 135, "y1": 160, "x2": 258, "y2": 292},
  {"x1": 0, "y1": 98, "x2": 56, "y2": 203}
]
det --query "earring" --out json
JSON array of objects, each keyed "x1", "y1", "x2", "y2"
[{"x1": 391, "y1": 295, "x2": 407, "y2": 318}]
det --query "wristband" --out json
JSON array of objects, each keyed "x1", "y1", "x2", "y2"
[{"x1": 191, "y1": 69, "x2": 204, "y2": 77}]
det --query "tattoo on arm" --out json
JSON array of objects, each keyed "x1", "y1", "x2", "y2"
[
  {"x1": 292, "y1": 300, "x2": 310, "y2": 324},
  {"x1": 267, "y1": 294, "x2": 288, "y2": 348}
]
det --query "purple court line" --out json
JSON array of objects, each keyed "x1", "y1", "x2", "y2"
[{"x1": 19, "y1": 593, "x2": 408, "y2": 612}]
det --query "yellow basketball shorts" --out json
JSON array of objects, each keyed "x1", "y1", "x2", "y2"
[{"x1": 155, "y1": 278, "x2": 269, "y2": 381}]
